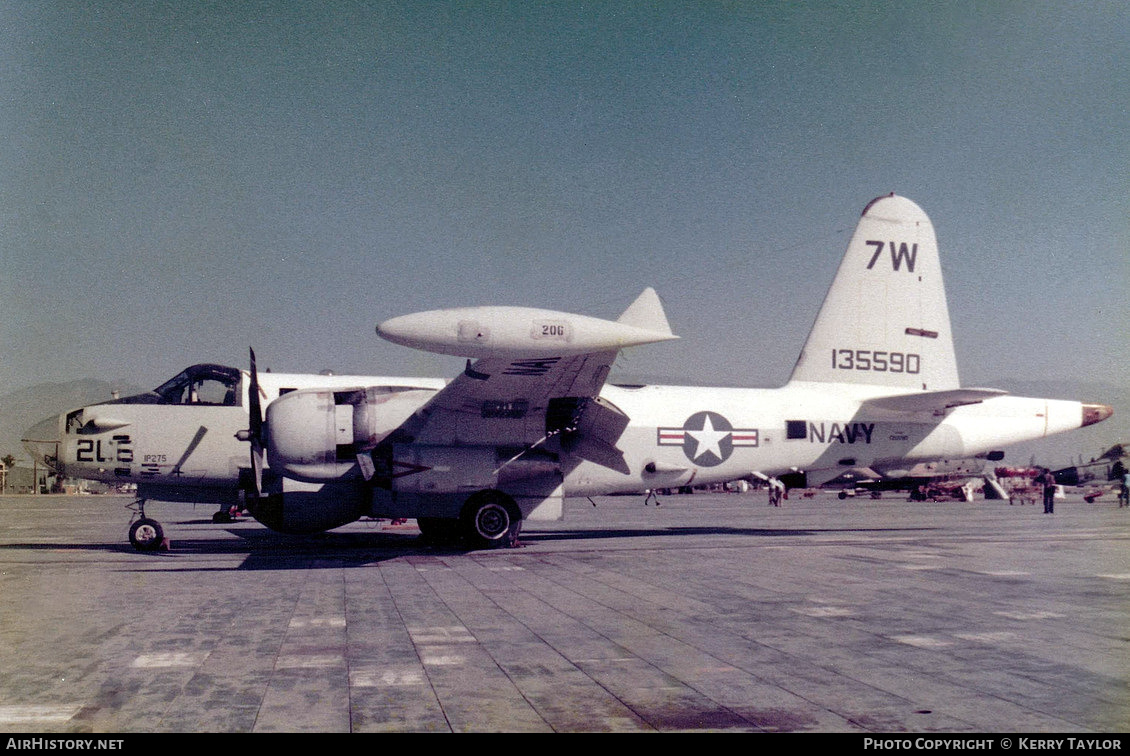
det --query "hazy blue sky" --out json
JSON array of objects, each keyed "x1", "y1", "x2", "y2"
[{"x1": 3, "y1": 4, "x2": 1126, "y2": 414}]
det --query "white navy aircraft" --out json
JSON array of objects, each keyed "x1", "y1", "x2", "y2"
[{"x1": 23, "y1": 195, "x2": 1113, "y2": 550}]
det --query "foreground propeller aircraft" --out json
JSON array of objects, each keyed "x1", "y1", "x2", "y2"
[{"x1": 23, "y1": 195, "x2": 1113, "y2": 550}]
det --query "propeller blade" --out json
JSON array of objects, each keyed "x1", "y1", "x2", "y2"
[
  {"x1": 248, "y1": 348, "x2": 264, "y2": 496},
  {"x1": 249, "y1": 349, "x2": 262, "y2": 437}
]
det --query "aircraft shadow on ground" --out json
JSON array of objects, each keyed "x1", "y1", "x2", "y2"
[{"x1": 0, "y1": 522, "x2": 937, "y2": 571}]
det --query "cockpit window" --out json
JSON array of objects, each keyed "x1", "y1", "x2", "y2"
[
  {"x1": 66, "y1": 409, "x2": 84, "y2": 434},
  {"x1": 152, "y1": 365, "x2": 242, "y2": 406}
]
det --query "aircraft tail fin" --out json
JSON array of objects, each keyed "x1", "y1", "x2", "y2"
[
  {"x1": 617, "y1": 287, "x2": 674, "y2": 336},
  {"x1": 788, "y1": 194, "x2": 960, "y2": 392}
]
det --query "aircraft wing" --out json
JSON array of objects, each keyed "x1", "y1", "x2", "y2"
[{"x1": 375, "y1": 289, "x2": 676, "y2": 473}]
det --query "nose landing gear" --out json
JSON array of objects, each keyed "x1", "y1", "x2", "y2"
[
  {"x1": 126, "y1": 498, "x2": 166, "y2": 552},
  {"x1": 128, "y1": 517, "x2": 164, "y2": 551}
]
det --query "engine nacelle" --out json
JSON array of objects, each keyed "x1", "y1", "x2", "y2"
[
  {"x1": 266, "y1": 386, "x2": 435, "y2": 482},
  {"x1": 245, "y1": 477, "x2": 370, "y2": 534}
]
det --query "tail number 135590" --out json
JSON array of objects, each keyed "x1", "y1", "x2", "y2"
[{"x1": 833, "y1": 349, "x2": 920, "y2": 374}]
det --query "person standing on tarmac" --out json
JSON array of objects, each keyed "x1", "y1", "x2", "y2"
[{"x1": 1040, "y1": 468, "x2": 1058, "y2": 514}]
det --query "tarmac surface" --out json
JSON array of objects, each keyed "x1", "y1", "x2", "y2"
[{"x1": 0, "y1": 489, "x2": 1127, "y2": 733}]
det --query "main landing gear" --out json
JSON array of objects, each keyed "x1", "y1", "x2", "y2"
[
  {"x1": 463, "y1": 489, "x2": 523, "y2": 548},
  {"x1": 127, "y1": 499, "x2": 165, "y2": 552},
  {"x1": 417, "y1": 490, "x2": 523, "y2": 549}
]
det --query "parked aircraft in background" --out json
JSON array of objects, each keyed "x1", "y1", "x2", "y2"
[
  {"x1": 1052, "y1": 444, "x2": 1126, "y2": 487},
  {"x1": 988, "y1": 444, "x2": 1127, "y2": 504},
  {"x1": 820, "y1": 455, "x2": 1009, "y2": 501},
  {"x1": 24, "y1": 195, "x2": 1113, "y2": 550}
]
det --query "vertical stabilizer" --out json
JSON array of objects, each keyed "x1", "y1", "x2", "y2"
[{"x1": 788, "y1": 194, "x2": 960, "y2": 392}]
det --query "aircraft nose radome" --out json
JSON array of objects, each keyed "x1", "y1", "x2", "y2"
[
  {"x1": 1081, "y1": 404, "x2": 1114, "y2": 428},
  {"x1": 21, "y1": 415, "x2": 62, "y2": 471}
]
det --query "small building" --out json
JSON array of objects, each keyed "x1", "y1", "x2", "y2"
[{"x1": 3, "y1": 464, "x2": 40, "y2": 494}]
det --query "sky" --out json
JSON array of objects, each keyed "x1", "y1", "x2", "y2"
[{"x1": 2, "y1": 3, "x2": 1126, "y2": 426}]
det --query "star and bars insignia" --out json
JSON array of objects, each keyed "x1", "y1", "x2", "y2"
[{"x1": 657, "y1": 411, "x2": 758, "y2": 467}]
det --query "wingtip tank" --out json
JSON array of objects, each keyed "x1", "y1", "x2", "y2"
[{"x1": 377, "y1": 300, "x2": 677, "y2": 359}]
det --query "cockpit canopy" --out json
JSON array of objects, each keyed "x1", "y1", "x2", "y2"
[
  {"x1": 153, "y1": 364, "x2": 242, "y2": 406},
  {"x1": 107, "y1": 364, "x2": 244, "y2": 406}
]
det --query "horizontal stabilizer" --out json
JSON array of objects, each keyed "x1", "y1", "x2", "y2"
[
  {"x1": 1099, "y1": 443, "x2": 1127, "y2": 460},
  {"x1": 863, "y1": 388, "x2": 1009, "y2": 413}
]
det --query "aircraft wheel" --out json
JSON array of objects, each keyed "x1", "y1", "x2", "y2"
[
  {"x1": 461, "y1": 491, "x2": 521, "y2": 549},
  {"x1": 838, "y1": 491, "x2": 848, "y2": 500},
  {"x1": 129, "y1": 518, "x2": 164, "y2": 552},
  {"x1": 212, "y1": 511, "x2": 233, "y2": 524}
]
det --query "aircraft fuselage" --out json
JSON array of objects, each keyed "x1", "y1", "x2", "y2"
[{"x1": 41, "y1": 368, "x2": 1097, "y2": 507}]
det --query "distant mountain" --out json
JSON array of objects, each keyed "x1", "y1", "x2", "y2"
[{"x1": 0, "y1": 379, "x2": 146, "y2": 464}]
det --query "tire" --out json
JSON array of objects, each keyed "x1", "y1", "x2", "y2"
[
  {"x1": 461, "y1": 491, "x2": 520, "y2": 548},
  {"x1": 129, "y1": 518, "x2": 164, "y2": 552}
]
